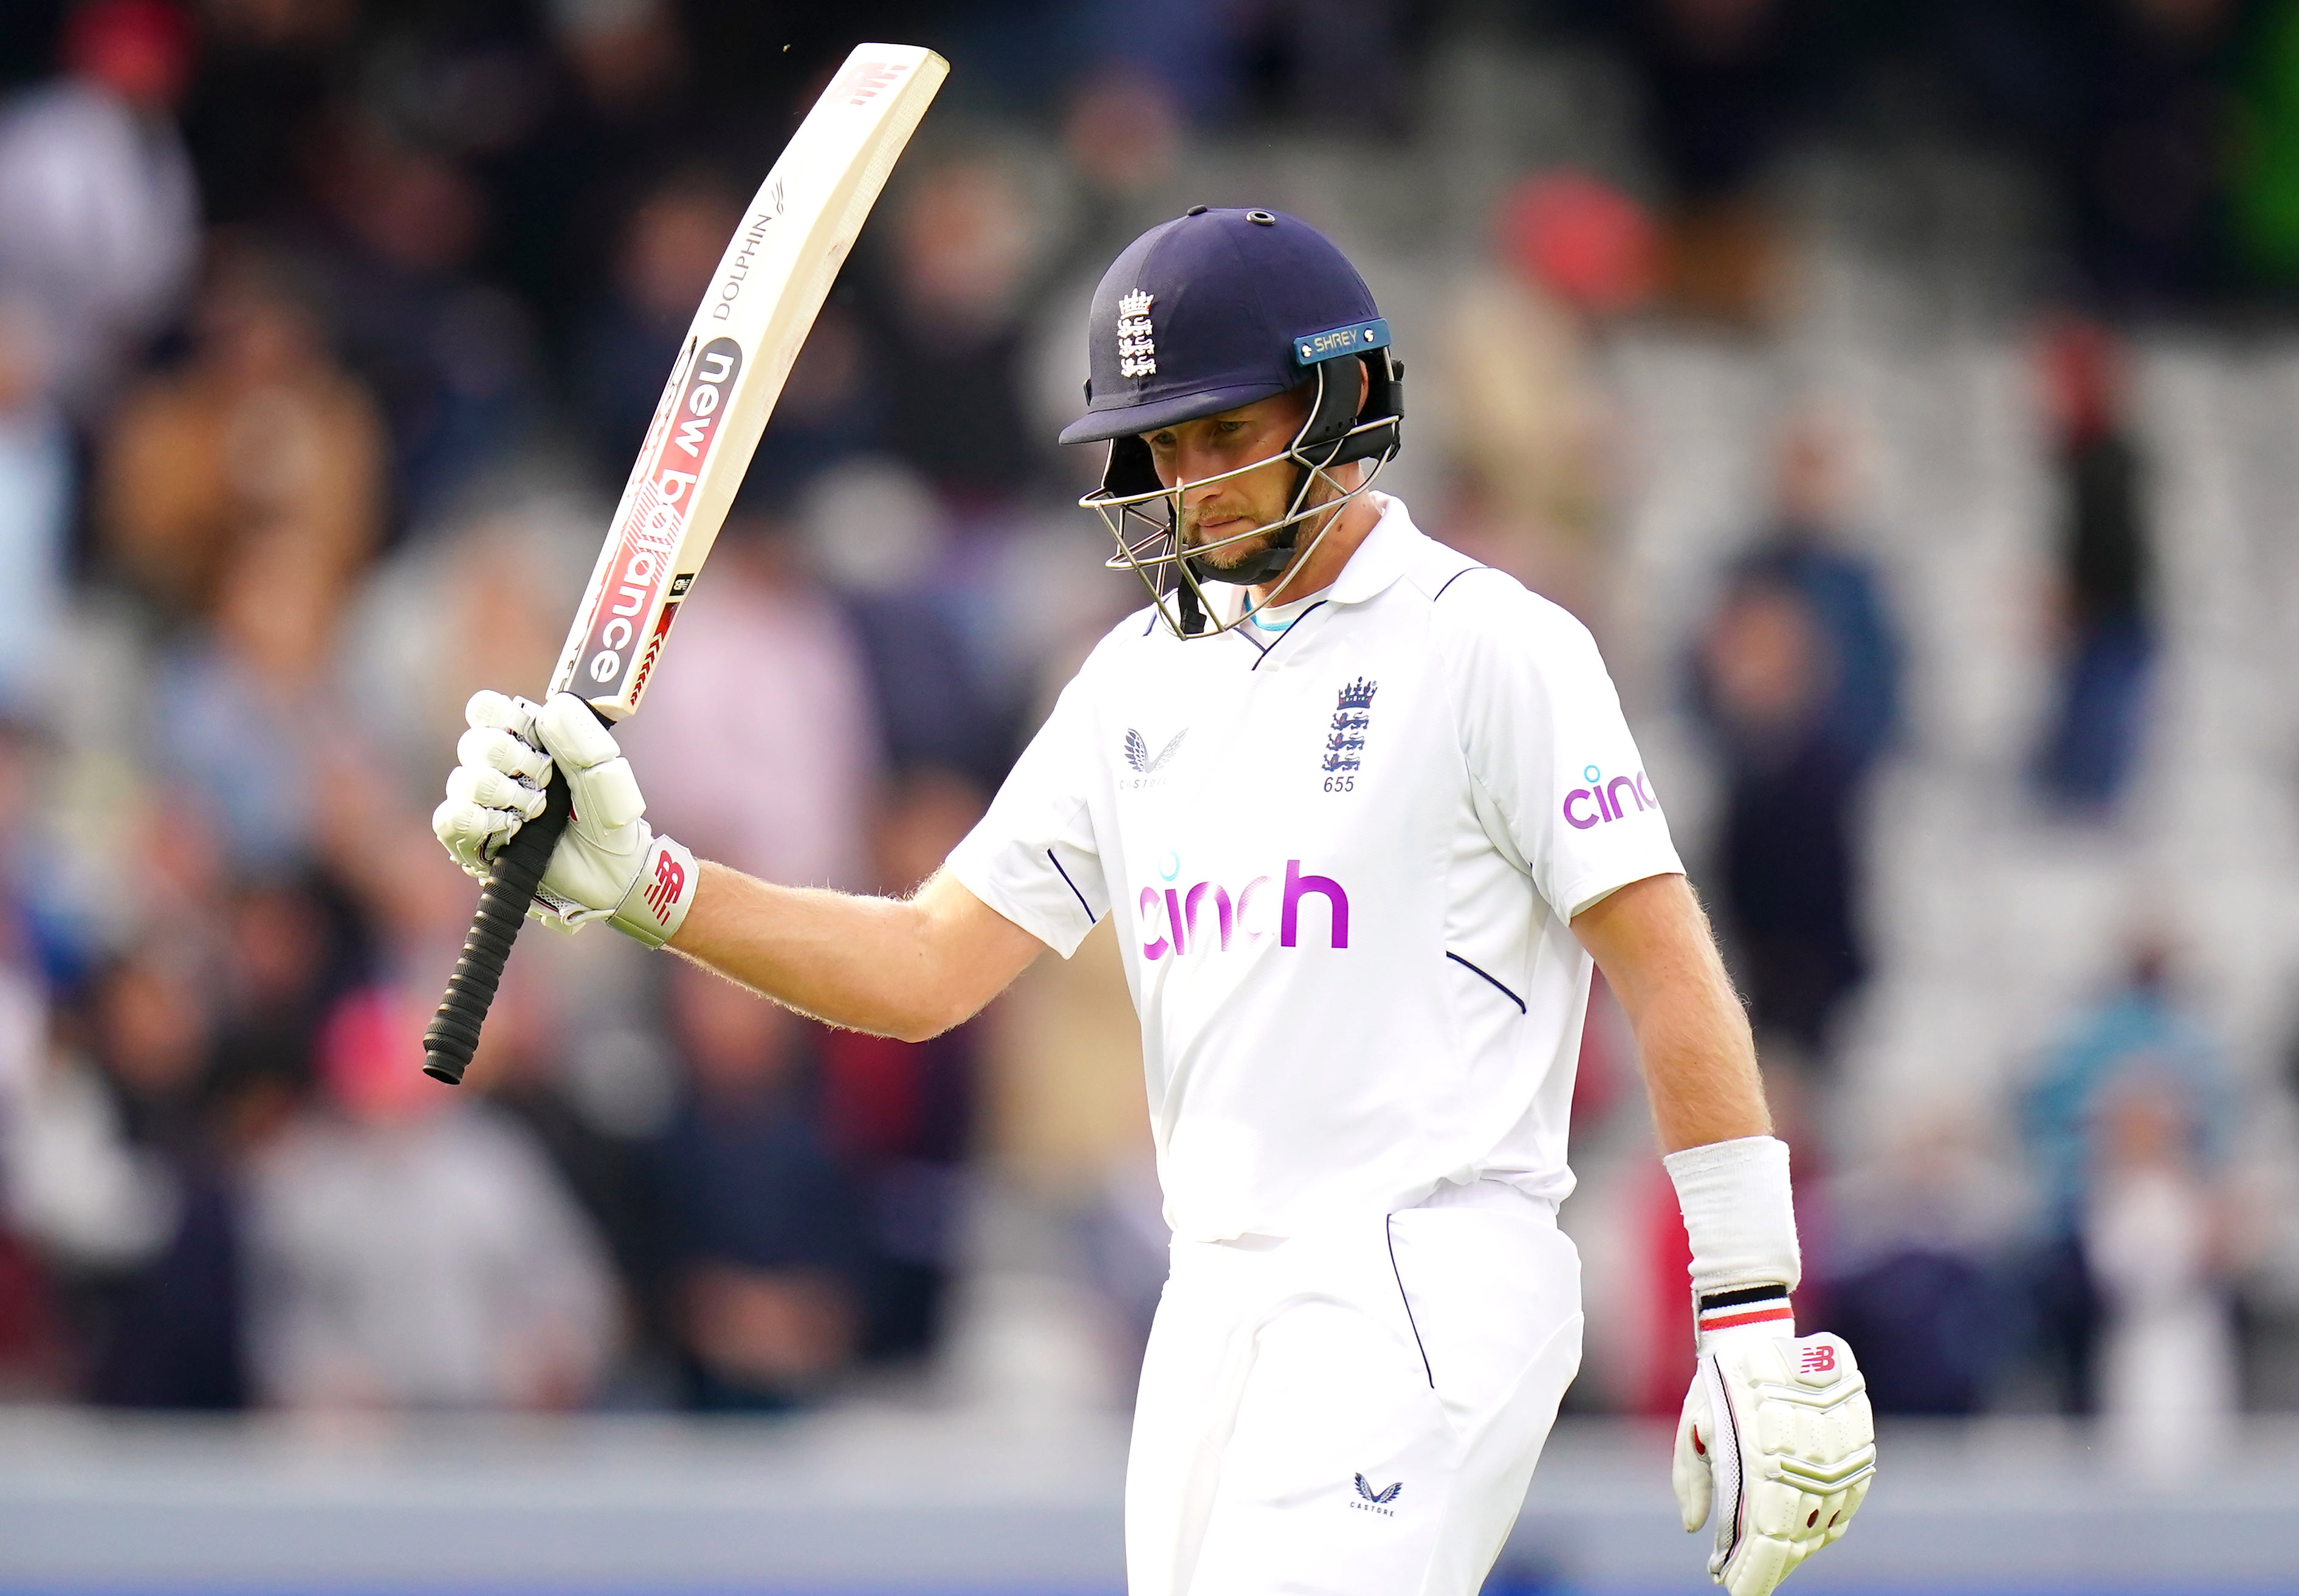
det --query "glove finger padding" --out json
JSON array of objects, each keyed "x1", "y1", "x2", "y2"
[
  {"x1": 1680, "y1": 1333, "x2": 1875, "y2": 1596},
  {"x1": 1673, "y1": 1363, "x2": 1717, "y2": 1533},
  {"x1": 457, "y1": 724, "x2": 552, "y2": 785},
  {"x1": 443, "y1": 762, "x2": 549, "y2": 820},
  {"x1": 432, "y1": 793, "x2": 520, "y2": 878},
  {"x1": 532, "y1": 693, "x2": 645, "y2": 842}
]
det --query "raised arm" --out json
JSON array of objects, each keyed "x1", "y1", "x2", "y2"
[
  {"x1": 1570, "y1": 870, "x2": 1769, "y2": 1152},
  {"x1": 433, "y1": 691, "x2": 1046, "y2": 1047},
  {"x1": 669, "y1": 862, "x2": 1043, "y2": 1042}
]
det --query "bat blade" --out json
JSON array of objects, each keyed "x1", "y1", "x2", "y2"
[
  {"x1": 552, "y1": 43, "x2": 948, "y2": 721},
  {"x1": 422, "y1": 44, "x2": 947, "y2": 1086}
]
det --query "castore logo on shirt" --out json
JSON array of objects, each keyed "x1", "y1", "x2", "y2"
[
  {"x1": 1562, "y1": 764, "x2": 1658, "y2": 830},
  {"x1": 1138, "y1": 859, "x2": 1349, "y2": 959}
]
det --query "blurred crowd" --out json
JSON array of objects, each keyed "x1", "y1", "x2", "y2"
[{"x1": 0, "y1": 0, "x2": 2293, "y2": 1460}]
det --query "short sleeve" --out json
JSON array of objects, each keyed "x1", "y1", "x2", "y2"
[
  {"x1": 945, "y1": 666, "x2": 1108, "y2": 958},
  {"x1": 1440, "y1": 577, "x2": 1683, "y2": 920}
]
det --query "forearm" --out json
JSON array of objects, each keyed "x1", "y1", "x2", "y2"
[
  {"x1": 1575, "y1": 874, "x2": 1770, "y2": 1152},
  {"x1": 667, "y1": 861, "x2": 1033, "y2": 1042}
]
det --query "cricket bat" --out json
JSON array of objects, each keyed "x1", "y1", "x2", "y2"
[{"x1": 422, "y1": 44, "x2": 948, "y2": 1085}]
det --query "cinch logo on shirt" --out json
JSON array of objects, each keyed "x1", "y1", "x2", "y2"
[
  {"x1": 1138, "y1": 859, "x2": 1349, "y2": 959},
  {"x1": 1562, "y1": 765, "x2": 1658, "y2": 830}
]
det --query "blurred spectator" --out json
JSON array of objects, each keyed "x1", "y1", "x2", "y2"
[
  {"x1": 0, "y1": 936, "x2": 241, "y2": 1406},
  {"x1": 2061, "y1": 0, "x2": 2238, "y2": 309},
  {"x1": 1737, "y1": 416, "x2": 1902, "y2": 770},
  {"x1": 70, "y1": 947, "x2": 242, "y2": 1408},
  {"x1": 300, "y1": 116, "x2": 537, "y2": 526},
  {"x1": 1586, "y1": 0, "x2": 1802, "y2": 323},
  {"x1": 0, "y1": 298, "x2": 72, "y2": 712},
  {"x1": 1823, "y1": 1112, "x2": 2022, "y2": 1414},
  {"x1": 2021, "y1": 940, "x2": 2230, "y2": 1414},
  {"x1": 0, "y1": 0, "x2": 199, "y2": 418},
  {"x1": 577, "y1": 170, "x2": 879, "y2": 500},
  {"x1": 616, "y1": 506, "x2": 882, "y2": 890},
  {"x1": 1691, "y1": 419, "x2": 1900, "y2": 1065},
  {"x1": 485, "y1": 0, "x2": 704, "y2": 356},
  {"x1": 204, "y1": 873, "x2": 364, "y2": 1139},
  {"x1": 796, "y1": 460, "x2": 1008, "y2": 791},
  {"x1": 573, "y1": 168, "x2": 744, "y2": 471},
  {"x1": 651, "y1": 962, "x2": 865, "y2": 1411},
  {"x1": 151, "y1": 528, "x2": 351, "y2": 873},
  {"x1": 2032, "y1": 317, "x2": 2154, "y2": 817},
  {"x1": 861, "y1": 157, "x2": 1051, "y2": 511},
  {"x1": 1223, "y1": 0, "x2": 1418, "y2": 132},
  {"x1": 1432, "y1": 171, "x2": 1651, "y2": 617},
  {"x1": 2085, "y1": 1072, "x2": 2240, "y2": 1479},
  {"x1": 818, "y1": 770, "x2": 986, "y2": 1361},
  {"x1": 176, "y1": 0, "x2": 357, "y2": 228},
  {"x1": 242, "y1": 989, "x2": 616, "y2": 1409},
  {"x1": 1054, "y1": 67, "x2": 1187, "y2": 278},
  {"x1": 97, "y1": 238, "x2": 384, "y2": 621}
]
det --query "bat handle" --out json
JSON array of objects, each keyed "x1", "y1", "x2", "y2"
[{"x1": 421, "y1": 767, "x2": 574, "y2": 1085}]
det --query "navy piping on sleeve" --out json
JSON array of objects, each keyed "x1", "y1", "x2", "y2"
[
  {"x1": 1431, "y1": 564, "x2": 1492, "y2": 603},
  {"x1": 1385, "y1": 1216, "x2": 1435, "y2": 1388},
  {"x1": 1445, "y1": 951, "x2": 1527, "y2": 1014},
  {"x1": 1249, "y1": 600, "x2": 1328, "y2": 670},
  {"x1": 1047, "y1": 850, "x2": 1093, "y2": 919}
]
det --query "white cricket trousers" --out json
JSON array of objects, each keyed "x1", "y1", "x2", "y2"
[{"x1": 1125, "y1": 1180, "x2": 1584, "y2": 1596}]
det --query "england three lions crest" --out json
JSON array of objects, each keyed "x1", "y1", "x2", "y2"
[
  {"x1": 1116, "y1": 290, "x2": 1156, "y2": 379},
  {"x1": 1322, "y1": 678, "x2": 1375, "y2": 788}
]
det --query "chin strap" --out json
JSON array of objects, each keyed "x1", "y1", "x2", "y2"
[{"x1": 1176, "y1": 578, "x2": 1207, "y2": 636}]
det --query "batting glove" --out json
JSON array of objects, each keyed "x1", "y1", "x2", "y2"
[
  {"x1": 1673, "y1": 1316, "x2": 1875, "y2": 1596},
  {"x1": 431, "y1": 690, "x2": 697, "y2": 946}
]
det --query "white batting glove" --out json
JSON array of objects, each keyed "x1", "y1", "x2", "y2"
[
  {"x1": 431, "y1": 690, "x2": 697, "y2": 946},
  {"x1": 1673, "y1": 1317, "x2": 1875, "y2": 1596}
]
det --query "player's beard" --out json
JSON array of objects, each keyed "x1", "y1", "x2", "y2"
[{"x1": 1180, "y1": 500, "x2": 1274, "y2": 574}]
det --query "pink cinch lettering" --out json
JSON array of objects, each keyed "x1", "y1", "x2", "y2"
[
  {"x1": 1280, "y1": 859, "x2": 1349, "y2": 949},
  {"x1": 1139, "y1": 888, "x2": 1169, "y2": 960},
  {"x1": 1184, "y1": 883, "x2": 1234, "y2": 951},
  {"x1": 1564, "y1": 789, "x2": 1601, "y2": 829}
]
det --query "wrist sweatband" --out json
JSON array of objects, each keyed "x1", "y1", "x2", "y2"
[
  {"x1": 608, "y1": 834, "x2": 698, "y2": 948},
  {"x1": 1664, "y1": 1134, "x2": 1801, "y2": 1350}
]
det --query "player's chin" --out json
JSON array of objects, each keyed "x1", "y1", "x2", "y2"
[{"x1": 1186, "y1": 519, "x2": 1268, "y2": 571}]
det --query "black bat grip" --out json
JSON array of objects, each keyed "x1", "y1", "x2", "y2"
[{"x1": 421, "y1": 767, "x2": 574, "y2": 1085}]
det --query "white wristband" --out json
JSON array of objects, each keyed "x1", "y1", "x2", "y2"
[
  {"x1": 1664, "y1": 1134, "x2": 1801, "y2": 1350},
  {"x1": 608, "y1": 834, "x2": 698, "y2": 948}
]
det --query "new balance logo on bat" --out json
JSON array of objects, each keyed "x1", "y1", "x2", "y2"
[{"x1": 575, "y1": 336, "x2": 743, "y2": 693}]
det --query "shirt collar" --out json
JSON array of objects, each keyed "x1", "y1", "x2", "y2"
[{"x1": 1327, "y1": 493, "x2": 1421, "y2": 606}]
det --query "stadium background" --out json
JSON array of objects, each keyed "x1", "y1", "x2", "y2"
[{"x1": 0, "y1": 0, "x2": 2296, "y2": 1590}]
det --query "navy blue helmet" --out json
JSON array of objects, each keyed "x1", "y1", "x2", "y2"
[{"x1": 1063, "y1": 207, "x2": 1404, "y2": 637}]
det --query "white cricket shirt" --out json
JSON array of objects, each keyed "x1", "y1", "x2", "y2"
[{"x1": 947, "y1": 496, "x2": 1682, "y2": 1242}]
